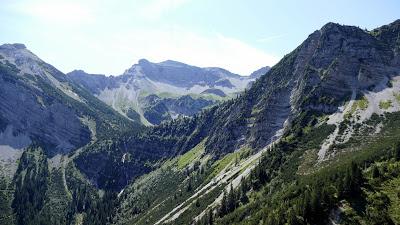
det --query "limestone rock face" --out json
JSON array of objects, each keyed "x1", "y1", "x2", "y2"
[
  {"x1": 290, "y1": 21, "x2": 400, "y2": 113},
  {"x1": 0, "y1": 44, "x2": 90, "y2": 156},
  {"x1": 201, "y1": 21, "x2": 400, "y2": 155},
  {"x1": 0, "y1": 44, "x2": 132, "y2": 158},
  {"x1": 68, "y1": 60, "x2": 264, "y2": 125}
]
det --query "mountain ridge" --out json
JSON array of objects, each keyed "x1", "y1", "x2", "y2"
[{"x1": 68, "y1": 59, "x2": 269, "y2": 125}]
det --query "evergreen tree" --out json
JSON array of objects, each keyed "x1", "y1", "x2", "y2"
[
  {"x1": 218, "y1": 190, "x2": 228, "y2": 217},
  {"x1": 227, "y1": 183, "x2": 236, "y2": 212},
  {"x1": 208, "y1": 209, "x2": 213, "y2": 225},
  {"x1": 372, "y1": 165, "x2": 380, "y2": 178},
  {"x1": 393, "y1": 141, "x2": 400, "y2": 161}
]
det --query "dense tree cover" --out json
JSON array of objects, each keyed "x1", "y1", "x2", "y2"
[
  {"x1": 0, "y1": 176, "x2": 14, "y2": 225},
  {"x1": 12, "y1": 146, "x2": 49, "y2": 225},
  {"x1": 83, "y1": 191, "x2": 119, "y2": 225}
]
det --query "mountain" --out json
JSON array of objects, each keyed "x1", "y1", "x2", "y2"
[
  {"x1": 0, "y1": 43, "x2": 139, "y2": 175},
  {"x1": 67, "y1": 60, "x2": 264, "y2": 125},
  {"x1": 108, "y1": 20, "x2": 400, "y2": 225},
  {"x1": 2, "y1": 19, "x2": 400, "y2": 225},
  {"x1": 0, "y1": 43, "x2": 143, "y2": 225},
  {"x1": 249, "y1": 65, "x2": 270, "y2": 79}
]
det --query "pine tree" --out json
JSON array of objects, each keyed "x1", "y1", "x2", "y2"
[
  {"x1": 218, "y1": 190, "x2": 227, "y2": 217},
  {"x1": 372, "y1": 165, "x2": 380, "y2": 178},
  {"x1": 394, "y1": 141, "x2": 400, "y2": 160},
  {"x1": 227, "y1": 183, "x2": 236, "y2": 212},
  {"x1": 208, "y1": 209, "x2": 213, "y2": 225},
  {"x1": 187, "y1": 178, "x2": 193, "y2": 192}
]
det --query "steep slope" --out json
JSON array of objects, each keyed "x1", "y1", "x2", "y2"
[
  {"x1": 106, "y1": 20, "x2": 400, "y2": 225},
  {"x1": 68, "y1": 60, "x2": 264, "y2": 125},
  {"x1": 0, "y1": 44, "x2": 140, "y2": 225},
  {"x1": 0, "y1": 43, "x2": 138, "y2": 176}
]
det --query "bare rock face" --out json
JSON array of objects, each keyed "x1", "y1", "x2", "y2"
[
  {"x1": 0, "y1": 44, "x2": 91, "y2": 156},
  {"x1": 202, "y1": 21, "x2": 400, "y2": 155},
  {"x1": 0, "y1": 80, "x2": 91, "y2": 155},
  {"x1": 0, "y1": 44, "x2": 133, "y2": 157},
  {"x1": 290, "y1": 22, "x2": 400, "y2": 113}
]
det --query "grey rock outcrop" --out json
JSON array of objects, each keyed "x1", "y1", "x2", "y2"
[{"x1": 68, "y1": 59, "x2": 265, "y2": 125}]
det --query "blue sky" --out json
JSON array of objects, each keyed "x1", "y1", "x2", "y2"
[{"x1": 0, "y1": 0, "x2": 399, "y2": 75}]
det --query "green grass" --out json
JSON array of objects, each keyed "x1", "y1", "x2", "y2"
[
  {"x1": 345, "y1": 96, "x2": 369, "y2": 119},
  {"x1": 357, "y1": 96, "x2": 369, "y2": 110},
  {"x1": 379, "y1": 100, "x2": 392, "y2": 110},
  {"x1": 206, "y1": 151, "x2": 239, "y2": 182},
  {"x1": 156, "y1": 92, "x2": 181, "y2": 98},
  {"x1": 177, "y1": 140, "x2": 206, "y2": 169},
  {"x1": 394, "y1": 92, "x2": 400, "y2": 104}
]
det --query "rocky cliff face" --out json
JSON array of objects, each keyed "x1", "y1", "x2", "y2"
[
  {"x1": 68, "y1": 60, "x2": 264, "y2": 125},
  {"x1": 212, "y1": 20, "x2": 400, "y2": 153},
  {"x1": 0, "y1": 44, "x2": 90, "y2": 157},
  {"x1": 0, "y1": 44, "x2": 135, "y2": 161}
]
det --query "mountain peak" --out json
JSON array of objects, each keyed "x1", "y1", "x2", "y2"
[
  {"x1": 69, "y1": 69, "x2": 86, "y2": 74},
  {"x1": 158, "y1": 60, "x2": 188, "y2": 67},
  {"x1": 320, "y1": 22, "x2": 342, "y2": 30},
  {"x1": 138, "y1": 58, "x2": 151, "y2": 65},
  {"x1": 319, "y1": 22, "x2": 361, "y2": 35},
  {"x1": 0, "y1": 43, "x2": 27, "y2": 50}
]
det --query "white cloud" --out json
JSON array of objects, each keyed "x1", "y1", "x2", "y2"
[
  {"x1": 3, "y1": 0, "x2": 279, "y2": 75},
  {"x1": 58, "y1": 27, "x2": 279, "y2": 75},
  {"x1": 11, "y1": 0, "x2": 95, "y2": 25}
]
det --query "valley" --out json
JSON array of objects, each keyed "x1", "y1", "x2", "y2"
[{"x1": 1, "y1": 17, "x2": 400, "y2": 225}]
